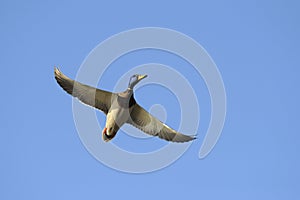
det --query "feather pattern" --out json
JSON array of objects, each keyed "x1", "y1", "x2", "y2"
[
  {"x1": 128, "y1": 104, "x2": 195, "y2": 142},
  {"x1": 54, "y1": 67, "x2": 114, "y2": 114},
  {"x1": 54, "y1": 67, "x2": 196, "y2": 142}
]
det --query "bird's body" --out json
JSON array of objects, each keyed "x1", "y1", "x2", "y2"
[
  {"x1": 54, "y1": 67, "x2": 196, "y2": 143},
  {"x1": 104, "y1": 99, "x2": 132, "y2": 141}
]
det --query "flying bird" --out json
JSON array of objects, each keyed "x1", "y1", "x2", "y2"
[{"x1": 54, "y1": 67, "x2": 196, "y2": 143}]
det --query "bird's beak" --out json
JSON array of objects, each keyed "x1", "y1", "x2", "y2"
[{"x1": 138, "y1": 74, "x2": 148, "y2": 81}]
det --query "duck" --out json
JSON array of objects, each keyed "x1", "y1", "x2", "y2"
[{"x1": 54, "y1": 67, "x2": 196, "y2": 143}]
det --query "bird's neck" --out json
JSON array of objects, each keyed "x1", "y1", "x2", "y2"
[
  {"x1": 117, "y1": 89, "x2": 136, "y2": 108},
  {"x1": 126, "y1": 88, "x2": 134, "y2": 95},
  {"x1": 118, "y1": 88, "x2": 133, "y2": 99},
  {"x1": 128, "y1": 81, "x2": 138, "y2": 90}
]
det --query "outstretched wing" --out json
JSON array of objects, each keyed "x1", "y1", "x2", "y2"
[
  {"x1": 54, "y1": 67, "x2": 114, "y2": 114},
  {"x1": 127, "y1": 104, "x2": 196, "y2": 143}
]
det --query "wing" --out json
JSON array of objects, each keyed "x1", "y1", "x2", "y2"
[
  {"x1": 54, "y1": 67, "x2": 114, "y2": 114},
  {"x1": 127, "y1": 104, "x2": 196, "y2": 143}
]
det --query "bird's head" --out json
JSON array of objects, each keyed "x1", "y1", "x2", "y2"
[{"x1": 128, "y1": 74, "x2": 148, "y2": 89}]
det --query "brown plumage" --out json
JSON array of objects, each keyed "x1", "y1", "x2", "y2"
[{"x1": 54, "y1": 67, "x2": 196, "y2": 143}]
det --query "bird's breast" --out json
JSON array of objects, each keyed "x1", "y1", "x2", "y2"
[
  {"x1": 106, "y1": 106, "x2": 131, "y2": 129},
  {"x1": 117, "y1": 95, "x2": 136, "y2": 108}
]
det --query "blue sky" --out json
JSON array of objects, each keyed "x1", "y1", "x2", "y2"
[{"x1": 1, "y1": 0, "x2": 300, "y2": 199}]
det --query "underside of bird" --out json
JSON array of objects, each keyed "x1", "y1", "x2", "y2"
[{"x1": 54, "y1": 67, "x2": 196, "y2": 143}]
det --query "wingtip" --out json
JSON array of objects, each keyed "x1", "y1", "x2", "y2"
[
  {"x1": 186, "y1": 135, "x2": 197, "y2": 142},
  {"x1": 187, "y1": 136, "x2": 197, "y2": 142},
  {"x1": 54, "y1": 66, "x2": 60, "y2": 75},
  {"x1": 54, "y1": 67, "x2": 65, "y2": 80}
]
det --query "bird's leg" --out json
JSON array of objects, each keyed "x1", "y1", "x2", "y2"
[
  {"x1": 102, "y1": 127, "x2": 107, "y2": 141},
  {"x1": 102, "y1": 127, "x2": 107, "y2": 134}
]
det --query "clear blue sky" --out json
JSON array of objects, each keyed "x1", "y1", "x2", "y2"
[{"x1": 1, "y1": 0, "x2": 300, "y2": 199}]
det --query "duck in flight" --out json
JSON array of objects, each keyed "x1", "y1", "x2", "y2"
[{"x1": 54, "y1": 68, "x2": 196, "y2": 143}]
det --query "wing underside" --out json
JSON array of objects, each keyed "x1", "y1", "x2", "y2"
[
  {"x1": 127, "y1": 104, "x2": 196, "y2": 142},
  {"x1": 54, "y1": 67, "x2": 114, "y2": 114}
]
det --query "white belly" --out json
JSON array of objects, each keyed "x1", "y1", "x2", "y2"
[{"x1": 106, "y1": 107, "x2": 131, "y2": 129}]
